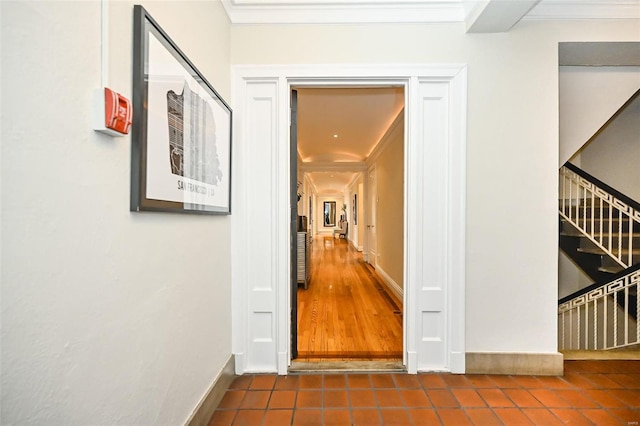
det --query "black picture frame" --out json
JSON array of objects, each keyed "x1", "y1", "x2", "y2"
[{"x1": 131, "y1": 5, "x2": 232, "y2": 214}]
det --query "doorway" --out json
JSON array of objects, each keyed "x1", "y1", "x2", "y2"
[
  {"x1": 231, "y1": 64, "x2": 466, "y2": 375},
  {"x1": 291, "y1": 86, "x2": 405, "y2": 364}
]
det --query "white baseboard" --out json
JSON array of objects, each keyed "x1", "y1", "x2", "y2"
[
  {"x1": 348, "y1": 238, "x2": 363, "y2": 252},
  {"x1": 186, "y1": 355, "x2": 235, "y2": 426},
  {"x1": 375, "y1": 265, "x2": 403, "y2": 303}
]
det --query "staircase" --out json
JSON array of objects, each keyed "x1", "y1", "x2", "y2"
[
  {"x1": 560, "y1": 203, "x2": 640, "y2": 280},
  {"x1": 558, "y1": 163, "x2": 640, "y2": 351}
]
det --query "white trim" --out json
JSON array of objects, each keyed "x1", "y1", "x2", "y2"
[
  {"x1": 407, "y1": 351, "x2": 418, "y2": 374},
  {"x1": 220, "y1": 0, "x2": 637, "y2": 25},
  {"x1": 366, "y1": 163, "x2": 377, "y2": 269},
  {"x1": 221, "y1": 0, "x2": 465, "y2": 24},
  {"x1": 345, "y1": 172, "x2": 361, "y2": 190},
  {"x1": 465, "y1": 0, "x2": 541, "y2": 33},
  {"x1": 375, "y1": 265, "x2": 403, "y2": 303},
  {"x1": 230, "y1": 70, "x2": 249, "y2": 375},
  {"x1": 232, "y1": 353, "x2": 245, "y2": 376},
  {"x1": 231, "y1": 64, "x2": 467, "y2": 375},
  {"x1": 447, "y1": 67, "x2": 467, "y2": 374},
  {"x1": 277, "y1": 76, "x2": 290, "y2": 376}
]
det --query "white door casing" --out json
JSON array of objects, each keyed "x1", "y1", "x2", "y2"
[
  {"x1": 367, "y1": 166, "x2": 377, "y2": 267},
  {"x1": 231, "y1": 65, "x2": 467, "y2": 375}
]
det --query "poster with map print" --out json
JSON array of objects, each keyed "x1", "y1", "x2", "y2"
[{"x1": 131, "y1": 5, "x2": 232, "y2": 214}]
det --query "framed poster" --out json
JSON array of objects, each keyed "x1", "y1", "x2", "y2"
[{"x1": 131, "y1": 5, "x2": 232, "y2": 214}]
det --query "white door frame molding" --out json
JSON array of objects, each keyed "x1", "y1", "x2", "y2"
[
  {"x1": 365, "y1": 164, "x2": 377, "y2": 268},
  {"x1": 231, "y1": 64, "x2": 467, "y2": 375}
]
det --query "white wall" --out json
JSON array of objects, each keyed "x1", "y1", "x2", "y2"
[
  {"x1": 373, "y1": 116, "x2": 404, "y2": 290},
  {"x1": 558, "y1": 252, "x2": 593, "y2": 299},
  {"x1": 559, "y1": 66, "x2": 640, "y2": 166},
  {"x1": 1, "y1": 1, "x2": 231, "y2": 424},
  {"x1": 231, "y1": 20, "x2": 640, "y2": 354},
  {"x1": 578, "y1": 93, "x2": 640, "y2": 202}
]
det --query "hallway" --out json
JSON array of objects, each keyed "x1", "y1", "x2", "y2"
[
  {"x1": 210, "y1": 360, "x2": 640, "y2": 425},
  {"x1": 296, "y1": 236, "x2": 403, "y2": 360}
]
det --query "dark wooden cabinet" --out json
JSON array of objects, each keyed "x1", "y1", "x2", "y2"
[{"x1": 297, "y1": 232, "x2": 311, "y2": 289}]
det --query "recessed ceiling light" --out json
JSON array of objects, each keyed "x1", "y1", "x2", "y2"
[{"x1": 333, "y1": 134, "x2": 338, "y2": 138}]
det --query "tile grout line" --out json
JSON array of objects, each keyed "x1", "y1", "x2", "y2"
[{"x1": 212, "y1": 364, "x2": 640, "y2": 425}]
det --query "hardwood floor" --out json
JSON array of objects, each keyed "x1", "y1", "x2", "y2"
[{"x1": 296, "y1": 235, "x2": 403, "y2": 361}]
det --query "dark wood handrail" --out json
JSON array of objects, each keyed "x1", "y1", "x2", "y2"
[{"x1": 559, "y1": 162, "x2": 640, "y2": 304}]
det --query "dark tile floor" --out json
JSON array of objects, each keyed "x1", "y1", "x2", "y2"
[{"x1": 209, "y1": 360, "x2": 640, "y2": 425}]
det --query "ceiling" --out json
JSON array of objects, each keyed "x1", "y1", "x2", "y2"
[
  {"x1": 304, "y1": 171, "x2": 361, "y2": 196},
  {"x1": 296, "y1": 87, "x2": 405, "y2": 195},
  {"x1": 297, "y1": 87, "x2": 404, "y2": 163}
]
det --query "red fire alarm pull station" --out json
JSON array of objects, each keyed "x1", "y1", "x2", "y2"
[
  {"x1": 104, "y1": 87, "x2": 131, "y2": 135},
  {"x1": 94, "y1": 87, "x2": 132, "y2": 137},
  {"x1": 105, "y1": 88, "x2": 132, "y2": 134}
]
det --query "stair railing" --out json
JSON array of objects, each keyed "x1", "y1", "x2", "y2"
[
  {"x1": 558, "y1": 264, "x2": 639, "y2": 350},
  {"x1": 559, "y1": 163, "x2": 640, "y2": 268}
]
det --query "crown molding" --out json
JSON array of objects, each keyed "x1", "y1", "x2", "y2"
[
  {"x1": 303, "y1": 173, "x2": 319, "y2": 195},
  {"x1": 221, "y1": 0, "x2": 640, "y2": 28},
  {"x1": 221, "y1": 0, "x2": 466, "y2": 24},
  {"x1": 346, "y1": 172, "x2": 362, "y2": 190},
  {"x1": 366, "y1": 108, "x2": 404, "y2": 167},
  {"x1": 524, "y1": 0, "x2": 640, "y2": 20}
]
